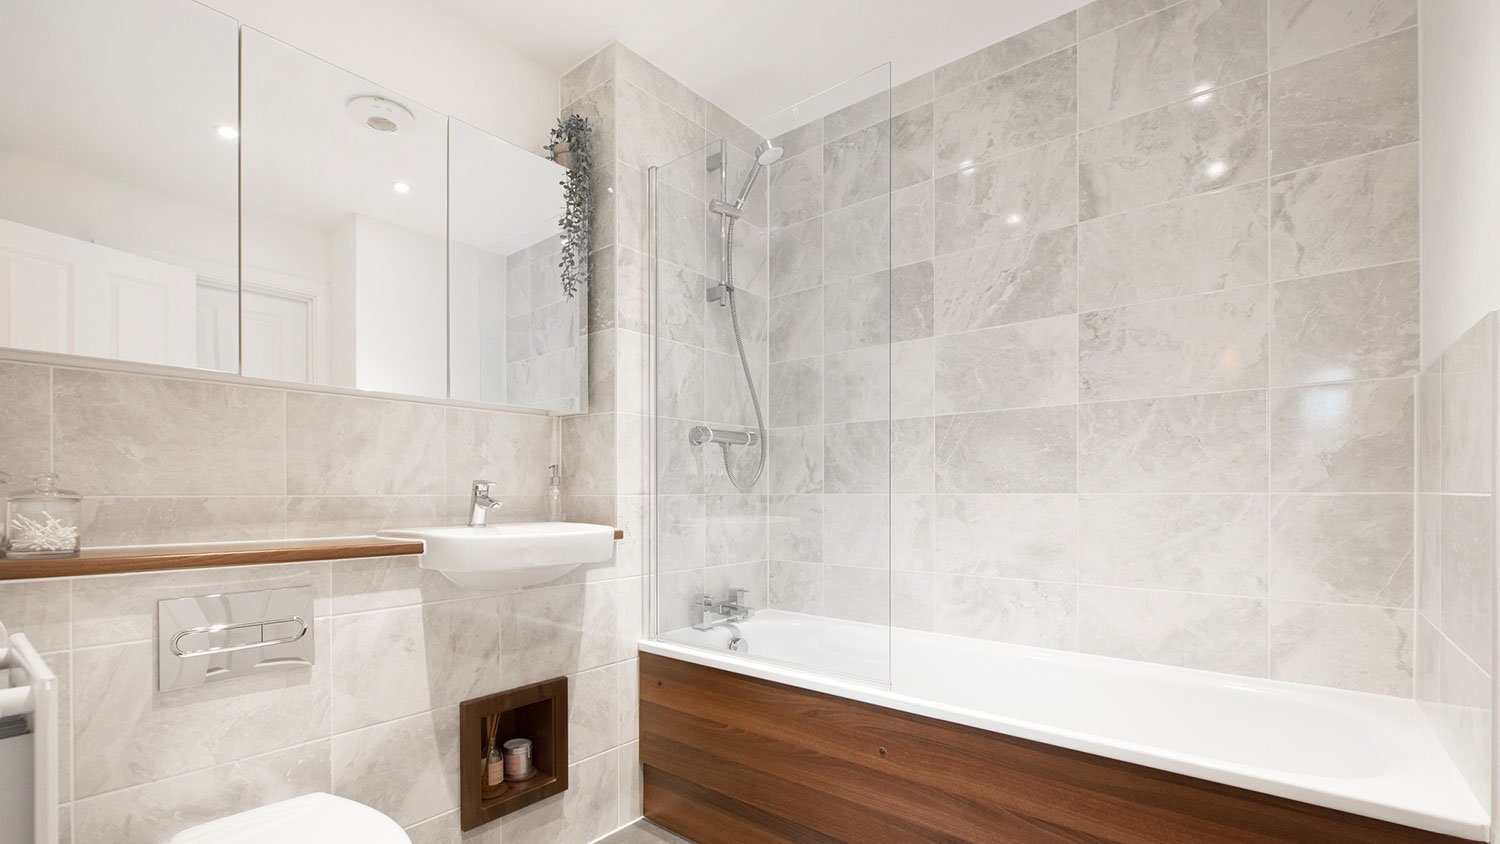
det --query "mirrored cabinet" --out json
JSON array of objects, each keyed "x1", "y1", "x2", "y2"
[{"x1": 0, "y1": 0, "x2": 586, "y2": 414}]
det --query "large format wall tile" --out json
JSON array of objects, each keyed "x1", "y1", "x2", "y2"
[
  {"x1": 1079, "y1": 494, "x2": 1267, "y2": 594},
  {"x1": 83, "y1": 496, "x2": 287, "y2": 545},
  {"x1": 1268, "y1": 0, "x2": 1417, "y2": 70},
  {"x1": 932, "y1": 226, "x2": 1077, "y2": 334},
  {"x1": 892, "y1": 104, "x2": 934, "y2": 190},
  {"x1": 285, "y1": 392, "x2": 444, "y2": 496},
  {"x1": 824, "y1": 121, "x2": 891, "y2": 211},
  {"x1": 1079, "y1": 285, "x2": 1268, "y2": 402},
  {"x1": 1439, "y1": 314, "x2": 1497, "y2": 495},
  {"x1": 824, "y1": 420, "x2": 890, "y2": 494},
  {"x1": 823, "y1": 495, "x2": 890, "y2": 567},
  {"x1": 933, "y1": 137, "x2": 1078, "y2": 254},
  {"x1": 1269, "y1": 379, "x2": 1413, "y2": 492},
  {"x1": 1078, "y1": 0, "x2": 1266, "y2": 129},
  {"x1": 1269, "y1": 602, "x2": 1412, "y2": 695},
  {"x1": 769, "y1": 148, "x2": 823, "y2": 228},
  {"x1": 1440, "y1": 494, "x2": 1495, "y2": 668},
  {"x1": 933, "y1": 48, "x2": 1077, "y2": 174},
  {"x1": 331, "y1": 707, "x2": 461, "y2": 828},
  {"x1": 1078, "y1": 0, "x2": 1177, "y2": 40},
  {"x1": 1079, "y1": 587, "x2": 1268, "y2": 676},
  {"x1": 0, "y1": 361, "x2": 49, "y2": 479},
  {"x1": 934, "y1": 12, "x2": 1076, "y2": 97},
  {"x1": 1270, "y1": 494, "x2": 1413, "y2": 605},
  {"x1": 54, "y1": 369, "x2": 285, "y2": 496},
  {"x1": 934, "y1": 494, "x2": 1077, "y2": 580},
  {"x1": 1269, "y1": 29, "x2": 1417, "y2": 173},
  {"x1": 768, "y1": 217, "x2": 822, "y2": 296},
  {"x1": 1079, "y1": 391, "x2": 1269, "y2": 493},
  {"x1": 824, "y1": 196, "x2": 891, "y2": 281},
  {"x1": 824, "y1": 347, "x2": 891, "y2": 424},
  {"x1": 934, "y1": 575, "x2": 1077, "y2": 649},
  {"x1": 934, "y1": 406, "x2": 1077, "y2": 493},
  {"x1": 445, "y1": 407, "x2": 555, "y2": 497},
  {"x1": 0, "y1": 577, "x2": 70, "y2": 653},
  {"x1": 1268, "y1": 144, "x2": 1419, "y2": 280},
  {"x1": 499, "y1": 581, "x2": 624, "y2": 687},
  {"x1": 1078, "y1": 181, "x2": 1266, "y2": 310},
  {"x1": 1079, "y1": 76, "x2": 1267, "y2": 220},
  {"x1": 1270, "y1": 262, "x2": 1419, "y2": 385},
  {"x1": 936, "y1": 316, "x2": 1077, "y2": 413}
]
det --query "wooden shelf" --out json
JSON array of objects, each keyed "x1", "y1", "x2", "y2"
[
  {"x1": 0, "y1": 536, "x2": 424, "y2": 581},
  {"x1": 460, "y1": 677, "x2": 569, "y2": 830}
]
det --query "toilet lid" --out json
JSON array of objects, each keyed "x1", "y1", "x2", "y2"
[{"x1": 168, "y1": 792, "x2": 411, "y2": 844}]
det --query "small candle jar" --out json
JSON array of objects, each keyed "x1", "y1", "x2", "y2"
[
  {"x1": 6, "y1": 474, "x2": 80, "y2": 558},
  {"x1": 502, "y1": 738, "x2": 535, "y2": 781}
]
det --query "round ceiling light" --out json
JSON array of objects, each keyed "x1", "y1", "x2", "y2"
[{"x1": 345, "y1": 95, "x2": 415, "y2": 135}]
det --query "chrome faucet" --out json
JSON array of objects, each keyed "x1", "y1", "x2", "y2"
[
  {"x1": 468, "y1": 480, "x2": 503, "y2": 526},
  {"x1": 692, "y1": 587, "x2": 755, "y2": 631}
]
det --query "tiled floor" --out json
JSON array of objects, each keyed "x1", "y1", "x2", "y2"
[{"x1": 598, "y1": 819, "x2": 695, "y2": 843}]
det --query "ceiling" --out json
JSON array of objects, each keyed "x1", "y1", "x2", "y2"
[{"x1": 430, "y1": 0, "x2": 1088, "y2": 123}]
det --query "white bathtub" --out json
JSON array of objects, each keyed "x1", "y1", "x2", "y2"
[{"x1": 642, "y1": 609, "x2": 1490, "y2": 841}]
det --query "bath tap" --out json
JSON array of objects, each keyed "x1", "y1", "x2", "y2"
[
  {"x1": 692, "y1": 587, "x2": 755, "y2": 631},
  {"x1": 468, "y1": 480, "x2": 504, "y2": 526}
]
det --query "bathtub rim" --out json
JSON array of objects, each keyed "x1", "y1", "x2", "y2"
[{"x1": 640, "y1": 624, "x2": 1490, "y2": 842}]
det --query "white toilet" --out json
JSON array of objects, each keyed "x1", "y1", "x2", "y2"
[{"x1": 167, "y1": 792, "x2": 410, "y2": 844}]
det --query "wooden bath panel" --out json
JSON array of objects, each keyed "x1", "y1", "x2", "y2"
[{"x1": 639, "y1": 653, "x2": 1477, "y2": 844}]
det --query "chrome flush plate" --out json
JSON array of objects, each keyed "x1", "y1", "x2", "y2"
[{"x1": 157, "y1": 587, "x2": 315, "y2": 691}]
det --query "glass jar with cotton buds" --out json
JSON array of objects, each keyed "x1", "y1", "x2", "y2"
[{"x1": 6, "y1": 473, "x2": 81, "y2": 558}]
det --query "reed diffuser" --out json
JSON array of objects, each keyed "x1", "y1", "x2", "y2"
[{"x1": 482, "y1": 715, "x2": 507, "y2": 798}]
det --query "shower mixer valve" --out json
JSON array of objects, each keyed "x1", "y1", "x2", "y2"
[{"x1": 688, "y1": 425, "x2": 758, "y2": 447}]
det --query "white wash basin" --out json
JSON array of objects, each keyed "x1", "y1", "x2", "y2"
[{"x1": 377, "y1": 522, "x2": 615, "y2": 589}]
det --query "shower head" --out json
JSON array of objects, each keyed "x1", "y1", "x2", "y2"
[{"x1": 754, "y1": 140, "x2": 784, "y2": 167}]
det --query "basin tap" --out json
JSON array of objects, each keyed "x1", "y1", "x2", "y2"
[{"x1": 468, "y1": 480, "x2": 504, "y2": 526}]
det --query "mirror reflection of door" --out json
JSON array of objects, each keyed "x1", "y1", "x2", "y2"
[{"x1": 0, "y1": 0, "x2": 240, "y2": 371}]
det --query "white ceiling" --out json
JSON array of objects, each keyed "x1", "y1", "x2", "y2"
[{"x1": 430, "y1": 0, "x2": 1088, "y2": 123}]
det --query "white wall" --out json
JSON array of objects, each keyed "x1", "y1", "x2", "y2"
[
  {"x1": 197, "y1": 0, "x2": 558, "y2": 146},
  {"x1": 1420, "y1": 0, "x2": 1500, "y2": 363}
]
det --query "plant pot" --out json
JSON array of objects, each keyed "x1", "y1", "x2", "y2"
[{"x1": 549, "y1": 141, "x2": 574, "y2": 169}]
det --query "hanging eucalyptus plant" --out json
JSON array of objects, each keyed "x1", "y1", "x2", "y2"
[{"x1": 549, "y1": 114, "x2": 593, "y2": 299}]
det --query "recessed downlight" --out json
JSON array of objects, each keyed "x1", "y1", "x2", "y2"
[
  {"x1": 216, "y1": 125, "x2": 239, "y2": 140},
  {"x1": 392, "y1": 181, "x2": 412, "y2": 194}
]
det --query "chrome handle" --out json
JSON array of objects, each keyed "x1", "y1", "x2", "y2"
[{"x1": 169, "y1": 616, "x2": 309, "y2": 659}]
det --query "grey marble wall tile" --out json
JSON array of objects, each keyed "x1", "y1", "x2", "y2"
[
  {"x1": 1080, "y1": 285, "x2": 1268, "y2": 401},
  {"x1": 1078, "y1": 0, "x2": 1177, "y2": 40},
  {"x1": 561, "y1": 44, "x2": 616, "y2": 112},
  {"x1": 769, "y1": 425, "x2": 823, "y2": 494},
  {"x1": 1426, "y1": 625, "x2": 1493, "y2": 809},
  {"x1": 824, "y1": 196, "x2": 891, "y2": 282},
  {"x1": 892, "y1": 182, "x2": 935, "y2": 268},
  {"x1": 769, "y1": 358, "x2": 822, "y2": 428},
  {"x1": 561, "y1": 412, "x2": 616, "y2": 496},
  {"x1": 0, "y1": 577, "x2": 70, "y2": 653},
  {"x1": 705, "y1": 493, "x2": 767, "y2": 565},
  {"x1": 893, "y1": 570, "x2": 937, "y2": 631},
  {"x1": 934, "y1": 575, "x2": 1077, "y2": 649},
  {"x1": 934, "y1": 406, "x2": 1077, "y2": 493},
  {"x1": 1079, "y1": 391, "x2": 1269, "y2": 493},
  {"x1": 1079, "y1": 587, "x2": 1268, "y2": 676},
  {"x1": 655, "y1": 340, "x2": 704, "y2": 421},
  {"x1": 892, "y1": 261, "x2": 935, "y2": 342},
  {"x1": 771, "y1": 494, "x2": 822, "y2": 563},
  {"x1": 892, "y1": 416, "x2": 935, "y2": 495},
  {"x1": 568, "y1": 665, "x2": 618, "y2": 763},
  {"x1": 656, "y1": 185, "x2": 708, "y2": 279},
  {"x1": 284, "y1": 392, "x2": 443, "y2": 496},
  {"x1": 1415, "y1": 492, "x2": 1441, "y2": 618},
  {"x1": 0, "y1": 361, "x2": 49, "y2": 479},
  {"x1": 769, "y1": 217, "x2": 823, "y2": 297},
  {"x1": 1268, "y1": 0, "x2": 1417, "y2": 70},
  {"x1": 893, "y1": 104, "x2": 933, "y2": 190},
  {"x1": 770, "y1": 287, "x2": 823, "y2": 362},
  {"x1": 822, "y1": 565, "x2": 891, "y2": 625},
  {"x1": 1079, "y1": 0, "x2": 1266, "y2": 129},
  {"x1": 824, "y1": 420, "x2": 890, "y2": 494},
  {"x1": 655, "y1": 494, "x2": 706, "y2": 574},
  {"x1": 445, "y1": 407, "x2": 554, "y2": 497},
  {"x1": 893, "y1": 72, "x2": 936, "y2": 114},
  {"x1": 893, "y1": 493, "x2": 936, "y2": 571},
  {"x1": 1440, "y1": 494, "x2": 1495, "y2": 668},
  {"x1": 1269, "y1": 379, "x2": 1413, "y2": 492},
  {"x1": 500, "y1": 581, "x2": 622, "y2": 687},
  {"x1": 1270, "y1": 261, "x2": 1419, "y2": 386},
  {"x1": 72, "y1": 740, "x2": 330, "y2": 844},
  {"x1": 935, "y1": 12, "x2": 1077, "y2": 97},
  {"x1": 500, "y1": 734, "x2": 621, "y2": 844},
  {"x1": 563, "y1": 80, "x2": 617, "y2": 172},
  {"x1": 1269, "y1": 602, "x2": 1412, "y2": 695},
  {"x1": 1416, "y1": 360, "x2": 1443, "y2": 496},
  {"x1": 769, "y1": 148, "x2": 823, "y2": 228},
  {"x1": 933, "y1": 226, "x2": 1077, "y2": 334},
  {"x1": 1080, "y1": 494, "x2": 1268, "y2": 594},
  {"x1": 1078, "y1": 181, "x2": 1266, "y2": 310},
  {"x1": 1270, "y1": 494, "x2": 1413, "y2": 606},
  {"x1": 657, "y1": 261, "x2": 708, "y2": 347},
  {"x1": 1270, "y1": 29, "x2": 1417, "y2": 174},
  {"x1": 823, "y1": 271, "x2": 891, "y2": 352},
  {"x1": 405, "y1": 811, "x2": 461, "y2": 844},
  {"x1": 615, "y1": 79, "x2": 707, "y2": 171},
  {"x1": 82, "y1": 496, "x2": 286, "y2": 545},
  {"x1": 704, "y1": 352, "x2": 767, "y2": 429},
  {"x1": 1079, "y1": 77, "x2": 1268, "y2": 220},
  {"x1": 284, "y1": 495, "x2": 442, "y2": 539},
  {"x1": 704, "y1": 287, "x2": 768, "y2": 359},
  {"x1": 331, "y1": 707, "x2": 460, "y2": 828},
  {"x1": 936, "y1": 315, "x2": 1078, "y2": 413},
  {"x1": 1439, "y1": 314, "x2": 1496, "y2": 495},
  {"x1": 824, "y1": 347, "x2": 891, "y2": 424},
  {"x1": 933, "y1": 137, "x2": 1077, "y2": 254},
  {"x1": 823, "y1": 92, "x2": 888, "y2": 142},
  {"x1": 331, "y1": 556, "x2": 472, "y2": 614},
  {"x1": 331, "y1": 599, "x2": 499, "y2": 732},
  {"x1": 72, "y1": 561, "x2": 330, "y2": 648},
  {"x1": 772, "y1": 120, "x2": 823, "y2": 161},
  {"x1": 823, "y1": 494, "x2": 890, "y2": 567},
  {"x1": 893, "y1": 341, "x2": 935, "y2": 420},
  {"x1": 1268, "y1": 144, "x2": 1419, "y2": 280},
  {"x1": 53, "y1": 369, "x2": 284, "y2": 496},
  {"x1": 614, "y1": 43, "x2": 707, "y2": 126},
  {"x1": 933, "y1": 48, "x2": 1077, "y2": 174},
  {"x1": 73, "y1": 630, "x2": 330, "y2": 797},
  {"x1": 769, "y1": 560, "x2": 823, "y2": 614},
  {"x1": 824, "y1": 121, "x2": 891, "y2": 212},
  {"x1": 935, "y1": 494, "x2": 1077, "y2": 580}
]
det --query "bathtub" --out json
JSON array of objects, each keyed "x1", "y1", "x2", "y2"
[{"x1": 642, "y1": 609, "x2": 1489, "y2": 841}]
